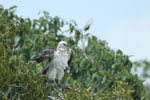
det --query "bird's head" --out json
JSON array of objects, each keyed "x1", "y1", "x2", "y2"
[{"x1": 57, "y1": 41, "x2": 69, "y2": 51}]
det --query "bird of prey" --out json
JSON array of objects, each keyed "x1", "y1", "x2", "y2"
[{"x1": 32, "y1": 41, "x2": 73, "y2": 89}]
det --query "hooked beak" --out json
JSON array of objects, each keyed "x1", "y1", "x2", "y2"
[{"x1": 66, "y1": 44, "x2": 69, "y2": 47}]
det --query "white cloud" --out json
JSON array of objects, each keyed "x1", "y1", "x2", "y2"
[{"x1": 105, "y1": 14, "x2": 150, "y2": 61}]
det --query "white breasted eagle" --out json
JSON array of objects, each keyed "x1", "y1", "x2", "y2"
[{"x1": 33, "y1": 41, "x2": 73, "y2": 88}]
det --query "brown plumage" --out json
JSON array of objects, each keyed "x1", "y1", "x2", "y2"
[{"x1": 32, "y1": 46, "x2": 55, "y2": 63}]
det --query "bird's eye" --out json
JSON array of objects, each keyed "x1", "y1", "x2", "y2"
[
  {"x1": 63, "y1": 43, "x2": 66, "y2": 45},
  {"x1": 63, "y1": 43, "x2": 69, "y2": 46}
]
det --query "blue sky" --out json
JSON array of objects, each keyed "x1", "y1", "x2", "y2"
[{"x1": 1, "y1": 0, "x2": 150, "y2": 61}]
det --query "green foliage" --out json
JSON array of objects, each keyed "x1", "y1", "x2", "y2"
[
  {"x1": 0, "y1": 6, "x2": 146, "y2": 99},
  {"x1": 133, "y1": 60, "x2": 150, "y2": 99},
  {"x1": 60, "y1": 81, "x2": 134, "y2": 100},
  {"x1": 134, "y1": 60, "x2": 150, "y2": 79}
]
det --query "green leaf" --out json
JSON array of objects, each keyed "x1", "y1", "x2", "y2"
[
  {"x1": 75, "y1": 29, "x2": 81, "y2": 41},
  {"x1": 9, "y1": 6, "x2": 17, "y2": 10}
]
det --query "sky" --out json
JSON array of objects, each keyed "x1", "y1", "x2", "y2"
[{"x1": 1, "y1": 0, "x2": 150, "y2": 61}]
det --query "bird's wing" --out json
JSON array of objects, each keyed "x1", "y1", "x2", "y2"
[
  {"x1": 42, "y1": 66, "x2": 49, "y2": 74},
  {"x1": 67, "y1": 49, "x2": 73, "y2": 65},
  {"x1": 42, "y1": 58, "x2": 54, "y2": 74},
  {"x1": 64, "y1": 49, "x2": 73, "y2": 72},
  {"x1": 32, "y1": 46, "x2": 55, "y2": 63}
]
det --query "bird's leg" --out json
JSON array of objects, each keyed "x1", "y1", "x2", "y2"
[
  {"x1": 54, "y1": 79, "x2": 58, "y2": 88},
  {"x1": 56, "y1": 80, "x2": 62, "y2": 88},
  {"x1": 53, "y1": 80, "x2": 65, "y2": 100},
  {"x1": 47, "y1": 80, "x2": 59, "y2": 99},
  {"x1": 57, "y1": 80, "x2": 72, "y2": 90}
]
